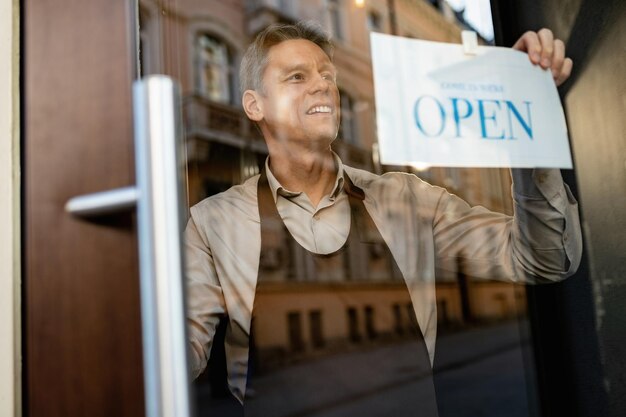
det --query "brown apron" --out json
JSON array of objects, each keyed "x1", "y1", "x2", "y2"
[{"x1": 215, "y1": 170, "x2": 439, "y2": 416}]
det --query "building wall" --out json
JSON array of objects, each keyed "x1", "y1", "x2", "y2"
[
  {"x1": 469, "y1": 281, "x2": 526, "y2": 319},
  {"x1": 435, "y1": 280, "x2": 525, "y2": 324},
  {"x1": 254, "y1": 283, "x2": 415, "y2": 352},
  {"x1": 0, "y1": 0, "x2": 20, "y2": 416},
  {"x1": 253, "y1": 280, "x2": 524, "y2": 357}
]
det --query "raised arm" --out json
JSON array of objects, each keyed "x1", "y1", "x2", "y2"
[{"x1": 431, "y1": 169, "x2": 582, "y2": 283}]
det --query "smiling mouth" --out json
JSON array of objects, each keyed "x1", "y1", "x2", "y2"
[{"x1": 306, "y1": 105, "x2": 333, "y2": 115}]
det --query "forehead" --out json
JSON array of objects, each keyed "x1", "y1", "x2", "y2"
[{"x1": 266, "y1": 39, "x2": 334, "y2": 71}]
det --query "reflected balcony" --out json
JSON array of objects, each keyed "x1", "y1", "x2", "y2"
[{"x1": 183, "y1": 93, "x2": 267, "y2": 161}]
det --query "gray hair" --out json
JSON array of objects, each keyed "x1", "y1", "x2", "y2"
[{"x1": 239, "y1": 21, "x2": 334, "y2": 94}]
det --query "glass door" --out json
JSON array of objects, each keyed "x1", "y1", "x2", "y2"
[{"x1": 133, "y1": 0, "x2": 620, "y2": 416}]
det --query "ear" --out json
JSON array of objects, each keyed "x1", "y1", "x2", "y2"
[{"x1": 242, "y1": 90, "x2": 264, "y2": 122}]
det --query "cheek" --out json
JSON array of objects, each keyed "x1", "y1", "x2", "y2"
[
  {"x1": 273, "y1": 94, "x2": 293, "y2": 113},
  {"x1": 272, "y1": 94, "x2": 303, "y2": 125}
]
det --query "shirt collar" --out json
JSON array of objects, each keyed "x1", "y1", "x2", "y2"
[{"x1": 264, "y1": 152, "x2": 345, "y2": 203}]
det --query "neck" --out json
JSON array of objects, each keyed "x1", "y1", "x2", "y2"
[{"x1": 267, "y1": 142, "x2": 337, "y2": 207}]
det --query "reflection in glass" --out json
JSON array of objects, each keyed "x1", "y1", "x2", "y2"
[
  {"x1": 137, "y1": 3, "x2": 162, "y2": 77},
  {"x1": 339, "y1": 90, "x2": 358, "y2": 145},
  {"x1": 196, "y1": 34, "x2": 233, "y2": 104},
  {"x1": 147, "y1": 1, "x2": 584, "y2": 417}
]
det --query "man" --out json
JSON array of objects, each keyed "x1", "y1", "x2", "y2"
[{"x1": 186, "y1": 21, "x2": 581, "y2": 415}]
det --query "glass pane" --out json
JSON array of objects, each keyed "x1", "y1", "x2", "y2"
[{"x1": 134, "y1": 0, "x2": 608, "y2": 416}]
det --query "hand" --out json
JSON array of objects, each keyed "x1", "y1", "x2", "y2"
[{"x1": 512, "y1": 28, "x2": 573, "y2": 87}]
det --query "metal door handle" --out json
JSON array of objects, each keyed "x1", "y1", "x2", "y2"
[
  {"x1": 65, "y1": 186, "x2": 138, "y2": 216},
  {"x1": 66, "y1": 75, "x2": 191, "y2": 417}
]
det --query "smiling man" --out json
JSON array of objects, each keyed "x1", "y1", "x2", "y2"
[
  {"x1": 185, "y1": 21, "x2": 581, "y2": 416},
  {"x1": 242, "y1": 34, "x2": 341, "y2": 208}
]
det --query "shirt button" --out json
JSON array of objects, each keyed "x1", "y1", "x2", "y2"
[
  {"x1": 563, "y1": 233, "x2": 569, "y2": 242},
  {"x1": 313, "y1": 214, "x2": 320, "y2": 221}
]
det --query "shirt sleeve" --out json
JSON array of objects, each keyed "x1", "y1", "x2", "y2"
[
  {"x1": 185, "y1": 214, "x2": 226, "y2": 379},
  {"x1": 431, "y1": 168, "x2": 582, "y2": 283}
]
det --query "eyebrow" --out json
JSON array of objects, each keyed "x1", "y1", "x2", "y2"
[
  {"x1": 280, "y1": 63, "x2": 337, "y2": 76},
  {"x1": 280, "y1": 64, "x2": 308, "y2": 75}
]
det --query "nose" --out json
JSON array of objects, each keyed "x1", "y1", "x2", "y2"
[{"x1": 308, "y1": 73, "x2": 331, "y2": 94}]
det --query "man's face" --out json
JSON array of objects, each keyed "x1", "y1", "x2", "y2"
[{"x1": 253, "y1": 39, "x2": 340, "y2": 148}]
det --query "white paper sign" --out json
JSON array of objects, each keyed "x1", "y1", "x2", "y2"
[{"x1": 371, "y1": 32, "x2": 572, "y2": 168}]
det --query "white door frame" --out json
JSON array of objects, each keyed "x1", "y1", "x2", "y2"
[{"x1": 0, "y1": 1, "x2": 21, "y2": 417}]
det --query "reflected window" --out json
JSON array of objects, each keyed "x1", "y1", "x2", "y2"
[
  {"x1": 287, "y1": 311, "x2": 305, "y2": 352},
  {"x1": 347, "y1": 307, "x2": 361, "y2": 342},
  {"x1": 339, "y1": 90, "x2": 358, "y2": 144},
  {"x1": 328, "y1": 0, "x2": 344, "y2": 41},
  {"x1": 309, "y1": 310, "x2": 325, "y2": 348},
  {"x1": 364, "y1": 305, "x2": 376, "y2": 339},
  {"x1": 138, "y1": 7, "x2": 158, "y2": 76},
  {"x1": 195, "y1": 34, "x2": 233, "y2": 104},
  {"x1": 393, "y1": 303, "x2": 404, "y2": 335},
  {"x1": 367, "y1": 10, "x2": 382, "y2": 32},
  {"x1": 438, "y1": 300, "x2": 450, "y2": 327},
  {"x1": 407, "y1": 303, "x2": 418, "y2": 334}
]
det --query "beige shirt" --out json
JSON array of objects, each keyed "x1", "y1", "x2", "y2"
[
  {"x1": 264, "y1": 154, "x2": 349, "y2": 254},
  {"x1": 185, "y1": 159, "x2": 582, "y2": 392}
]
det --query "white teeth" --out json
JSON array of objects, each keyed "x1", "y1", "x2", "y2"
[{"x1": 308, "y1": 106, "x2": 332, "y2": 114}]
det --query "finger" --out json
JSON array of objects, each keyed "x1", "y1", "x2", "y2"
[
  {"x1": 551, "y1": 39, "x2": 566, "y2": 79},
  {"x1": 555, "y1": 57, "x2": 573, "y2": 86},
  {"x1": 512, "y1": 31, "x2": 542, "y2": 64},
  {"x1": 537, "y1": 28, "x2": 554, "y2": 69}
]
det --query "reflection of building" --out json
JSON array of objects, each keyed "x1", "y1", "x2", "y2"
[
  {"x1": 253, "y1": 282, "x2": 419, "y2": 369},
  {"x1": 138, "y1": 0, "x2": 525, "y2": 360}
]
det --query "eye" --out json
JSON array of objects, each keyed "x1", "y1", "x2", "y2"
[
  {"x1": 288, "y1": 73, "x2": 304, "y2": 81},
  {"x1": 321, "y1": 72, "x2": 336, "y2": 82}
]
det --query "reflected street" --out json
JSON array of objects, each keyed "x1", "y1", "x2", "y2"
[{"x1": 195, "y1": 320, "x2": 535, "y2": 417}]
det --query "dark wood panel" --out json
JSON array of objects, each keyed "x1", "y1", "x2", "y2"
[{"x1": 24, "y1": 1, "x2": 145, "y2": 416}]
